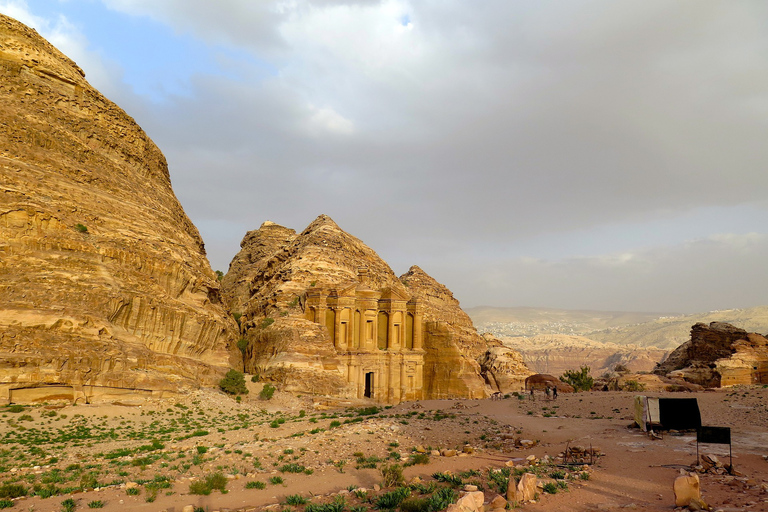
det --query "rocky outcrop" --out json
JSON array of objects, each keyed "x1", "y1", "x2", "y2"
[
  {"x1": 223, "y1": 215, "x2": 531, "y2": 402},
  {"x1": 654, "y1": 322, "x2": 768, "y2": 387},
  {"x1": 477, "y1": 342, "x2": 533, "y2": 393},
  {"x1": 0, "y1": 14, "x2": 237, "y2": 401},
  {"x1": 401, "y1": 265, "x2": 506, "y2": 398}
]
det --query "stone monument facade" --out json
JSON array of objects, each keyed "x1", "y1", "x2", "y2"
[{"x1": 305, "y1": 268, "x2": 425, "y2": 403}]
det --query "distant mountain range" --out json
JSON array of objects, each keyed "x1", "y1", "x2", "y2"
[
  {"x1": 467, "y1": 305, "x2": 768, "y2": 349},
  {"x1": 467, "y1": 305, "x2": 768, "y2": 375}
]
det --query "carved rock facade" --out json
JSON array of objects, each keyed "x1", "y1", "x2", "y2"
[
  {"x1": 0, "y1": 15, "x2": 236, "y2": 402},
  {"x1": 654, "y1": 322, "x2": 768, "y2": 387},
  {"x1": 223, "y1": 215, "x2": 531, "y2": 403}
]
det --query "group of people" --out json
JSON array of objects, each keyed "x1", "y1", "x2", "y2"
[{"x1": 529, "y1": 385, "x2": 558, "y2": 400}]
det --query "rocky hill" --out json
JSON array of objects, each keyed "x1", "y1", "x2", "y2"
[
  {"x1": 0, "y1": 14, "x2": 237, "y2": 403},
  {"x1": 222, "y1": 216, "x2": 531, "y2": 402},
  {"x1": 654, "y1": 322, "x2": 768, "y2": 387}
]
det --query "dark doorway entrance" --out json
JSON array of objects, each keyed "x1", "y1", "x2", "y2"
[{"x1": 364, "y1": 372, "x2": 374, "y2": 398}]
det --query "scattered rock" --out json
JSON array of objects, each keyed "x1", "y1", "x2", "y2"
[{"x1": 673, "y1": 474, "x2": 701, "y2": 507}]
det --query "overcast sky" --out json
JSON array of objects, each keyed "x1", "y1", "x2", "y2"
[{"x1": 4, "y1": 0, "x2": 768, "y2": 313}]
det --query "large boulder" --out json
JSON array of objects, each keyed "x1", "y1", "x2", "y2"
[
  {"x1": 0, "y1": 14, "x2": 237, "y2": 402},
  {"x1": 654, "y1": 322, "x2": 768, "y2": 387}
]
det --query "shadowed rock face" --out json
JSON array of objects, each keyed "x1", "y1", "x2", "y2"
[
  {"x1": 654, "y1": 322, "x2": 768, "y2": 387},
  {"x1": 223, "y1": 215, "x2": 531, "y2": 402},
  {"x1": 0, "y1": 14, "x2": 237, "y2": 401}
]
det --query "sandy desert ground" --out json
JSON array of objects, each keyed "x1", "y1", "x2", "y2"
[{"x1": 1, "y1": 382, "x2": 767, "y2": 512}]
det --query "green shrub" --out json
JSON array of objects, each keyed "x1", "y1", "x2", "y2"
[
  {"x1": 251, "y1": 375, "x2": 260, "y2": 383},
  {"x1": 0, "y1": 484, "x2": 26, "y2": 499},
  {"x1": 399, "y1": 497, "x2": 430, "y2": 512},
  {"x1": 189, "y1": 480, "x2": 211, "y2": 496},
  {"x1": 432, "y1": 472, "x2": 463, "y2": 487},
  {"x1": 189, "y1": 472, "x2": 228, "y2": 495},
  {"x1": 409, "y1": 453, "x2": 429, "y2": 465},
  {"x1": 621, "y1": 380, "x2": 645, "y2": 392},
  {"x1": 219, "y1": 369, "x2": 248, "y2": 395},
  {"x1": 6, "y1": 405, "x2": 24, "y2": 413},
  {"x1": 542, "y1": 482, "x2": 558, "y2": 494},
  {"x1": 259, "y1": 384, "x2": 276, "y2": 401},
  {"x1": 260, "y1": 318, "x2": 275, "y2": 329},
  {"x1": 269, "y1": 476, "x2": 284, "y2": 485},
  {"x1": 87, "y1": 501, "x2": 105, "y2": 509},
  {"x1": 0, "y1": 500, "x2": 12, "y2": 509},
  {"x1": 285, "y1": 494, "x2": 308, "y2": 506},
  {"x1": 125, "y1": 488, "x2": 140, "y2": 496},
  {"x1": 381, "y1": 464, "x2": 404, "y2": 488},
  {"x1": 246, "y1": 481, "x2": 266, "y2": 489},
  {"x1": 279, "y1": 463, "x2": 307, "y2": 474},
  {"x1": 426, "y1": 487, "x2": 457, "y2": 511},
  {"x1": 61, "y1": 498, "x2": 76, "y2": 512},
  {"x1": 375, "y1": 487, "x2": 410, "y2": 509},
  {"x1": 74, "y1": 223, "x2": 88, "y2": 233},
  {"x1": 560, "y1": 365, "x2": 594, "y2": 392},
  {"x1": 329, "y1": 420, "x2": 341, "y2": 429}
]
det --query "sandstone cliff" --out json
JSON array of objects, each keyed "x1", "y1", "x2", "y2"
[
  {"x1": 653, "y1": 322, "x2": 768, "y2": 387},
  {"x1": 223, "y1": 215, "x2": 530, "y2": 402},
  {"x1": 0, "y1": 14, "x2": 237, "y2": 402}
]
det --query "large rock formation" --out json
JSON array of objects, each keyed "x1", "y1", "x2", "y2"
[
  {"x1": 0, "y1": 15, "x2": 237, "y2": 402},
  {"x1": 222, "y1": 215, "x2": 531, "y2": 402},
  {"x1": 654, "y1": 322, "x2": 768, "y2": 387}
]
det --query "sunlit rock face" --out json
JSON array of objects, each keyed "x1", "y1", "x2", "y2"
[
  {"x1": 654, "y1": 322, "x2": 768, "y2": 387},
  {"x1": 223, "y1": 215, "x2": 532, "y2": 403},
  {"x1": 0, "y1": 14, "x2": 237, "y2": 402}
]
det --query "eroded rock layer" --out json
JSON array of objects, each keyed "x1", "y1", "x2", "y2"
[
  {"x1": 223, "y1": 215, "x2": 531, "y2": 402},
  {"x1": 0, "y1": 14, "x2": 236, "y2": 401},
  {"x1": 654, "y1": 322, "x2": 768, "y2": 387}
]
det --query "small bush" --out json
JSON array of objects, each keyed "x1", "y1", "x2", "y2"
[
  {"x1": 399, "y1": 497, "x2": 430, "y2": 512},
  {"x1": 6, "y1": 405, "x2": 24, "y2": 413},
  {"x1": 279, "y1": 463, "x2": 306, "y2": 474},
  {"x1": 125, "y1": 487, "x2": 140, "y2": 496},
  {"x1": 381, "y1": 464, "x2": 404, "y2": 488},
  {"x1": 251, "y1": 375, "x2": 260, "y2": 383},
  {"x1": 246, "y1": 481, "x2": 266, "y2": 489},
  {"x1": 0, "y1": 484, "x2": 27, "y2": 499},
  {"x1": 410, "y1": 453, "x2": 429, "y2": 465},
  {"x1": 329, "y1": 420, "x2": 341, "y2": 429},
  {"x1": 88, "y1": 501, "x2": 105, "y2": 509},
  {"x1": 260, "y1": 318, "x2": 275, "y2": 329},
  {"x1": 269, "y1": 476, "x2": 284, "y2": 485},
  {"x1": 621, "y1": 380, "x2": 645, "y2": 392},
  {"x1": 0, "y1": 500, "x2": 13, "y2": 509},
  {"x1": 74, "y1": 223, "x2": 88, "y2": 233},
  {"x1": 259, "y1": 384, "x2": 276, "y2": 401},
  {"x1": 189, "y1": 473, "x2": 228, "y2": 495},
  {"x1": 61, "y1": 498, "x2": 76, "y2": 512},
  {"x1": 542, "y1": 482, "x2": 558, "y2": 494},
  {"x1": 219, "y1": 369, "x2": 248, "y2": 395},
  {"x1": 374, "y1": 487, "x2": 410, "y2": 509},
  {"x1": 427, "y1": 487, "x2": 457, "y2": 511},
  {"x1": 560, "y1": 365, "x2": 594, "y2": 392},
  {"x1": 285, "y1": 494, "x2": 308, "y2": 506}
]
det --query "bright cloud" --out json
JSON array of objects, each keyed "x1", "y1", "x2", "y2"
[{"x1": 4, "y1": 1, "x2": 768, "y2": 313}]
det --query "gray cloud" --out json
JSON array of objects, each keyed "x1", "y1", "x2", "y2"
[{"x1": 15, "y1": 0, "x2": 768, "y2": 312}]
